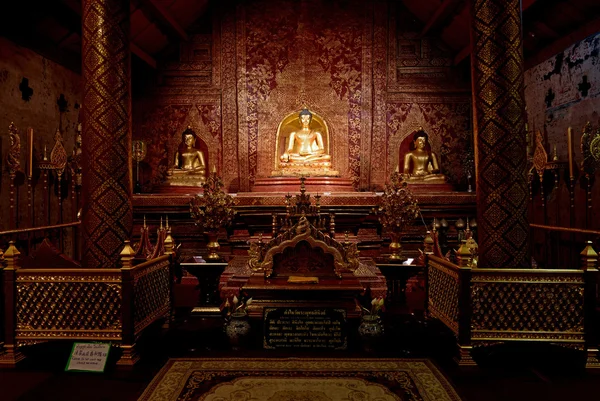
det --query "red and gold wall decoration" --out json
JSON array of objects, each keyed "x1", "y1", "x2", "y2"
[
  {"x1": 238, "y1": 0, "x2": 366, "y2": 189},
  {"x1": 133, "y1": 0, "x2": 471, "y2": 193}
]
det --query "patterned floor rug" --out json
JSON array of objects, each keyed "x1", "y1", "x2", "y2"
[{"x1": 138, "y1": 358, "x2": 462, "y2": 401}]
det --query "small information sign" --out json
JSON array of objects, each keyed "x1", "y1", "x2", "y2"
[
  {"x1": 264, "y1": 308, "x2": 347, "y2": 350},
  {"x1": 65, "y1": 342, "x2": 111, "y2": 373}
]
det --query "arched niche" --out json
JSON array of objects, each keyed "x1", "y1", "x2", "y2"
[
  {"x1": 399, "y1": 128, "x2": 435, "y2": 174},
  {"x1": 389, "y1": 123, "x2": 441, "y2": 174},
  {"x1": 173, "y1": 126, "x2": 210, "y2": 173},
  {"x1": 273, "y1": 109, "x2": 331, "y2": 172}
]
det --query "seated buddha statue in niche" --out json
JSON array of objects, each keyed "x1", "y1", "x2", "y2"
[
  {"x1": 275, "y1": 109, "x2": 337, "y2": 176},
  {"x1": 166, "y1": 127, "x2": 206, "y2": 186},
  {"x1": 402, "y1": 128, "x2": 446, "y2": 183}
]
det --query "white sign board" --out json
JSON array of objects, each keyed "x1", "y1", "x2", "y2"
[{"x1": 65, "y1": 342, "x2": 111, "y2": 373}]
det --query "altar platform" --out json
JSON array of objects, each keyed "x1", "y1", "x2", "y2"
[
  {"x1": 251, "y1": 176, "x2": 354, "y2": 192},
  {"x1": 133, "y1": 189, "x2": 475, "y2": 207},
  {"x1": 132, "y1": 190, "x2": 476, "y2": 261}
]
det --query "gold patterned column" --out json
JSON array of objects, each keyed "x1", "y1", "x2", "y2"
[
  {"x1": 81, "y1": 0, "x2": 133, "y2": 268},
  {"x1": 470, "y1": 0, "x2": 529, "y2": 268}
]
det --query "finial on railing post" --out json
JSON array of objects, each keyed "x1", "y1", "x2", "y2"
[
  {"x1": 423, "y1": 231, "x2": 434, "y2": 255},
  {"x1": 4, "y1": 241, "x2": 21, "y2": 270},
  {"x1": 120, "y1": 240, "x2": 136, "y2": 268},
  {"x1": 164, "y1": 233, "x2": 174, "y2": 255},
  {"x1": 580, "y1": 241, "x2": 598, "y2": 271},
  {"x1": 456, "y1": 240, "x2": 471, "y2": 267}
]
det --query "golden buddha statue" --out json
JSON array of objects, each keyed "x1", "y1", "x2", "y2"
[
  {"x1": 275, "y1": 109, "x2": 337, "y2": 176},
  {"x1": 402, "y1": 129, "x2": 446, "y2": 183},
  {"x1": 166, "y1": 127, "x2": 206, "y2": 186}
]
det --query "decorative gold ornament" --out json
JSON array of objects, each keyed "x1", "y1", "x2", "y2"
[
  {"x1": 532, "y1": 130, "x2": 548, "y2": 181},
  {"x1": 377, "y1": 171, "x2": 420, "y2": 261},
  {"x1": 581, "y1": 121, "x2": 600, "y2": 176},
  {"x1": 6, "y1": 122, "x2": 21, "y2": 175},
  {"x1": 190, "y1": 169, "x2": 236, "y2": 260},
  {"x1": 132, "y1": 139, "x2": 147, "y2": 193}
]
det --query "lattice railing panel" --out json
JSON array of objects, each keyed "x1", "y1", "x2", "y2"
[
  {"x1": 133, "y1": 258, "x2": 171, "y2": 335},
  {"x1": 427, "y1": 260, "x2": 460, "y2": 334},
  {"x1": 16, "y1": 273, "x2": 122, "y2": 343},
  {"x1": 471, "y1": 271, "x2": 585, "y2": 341}
]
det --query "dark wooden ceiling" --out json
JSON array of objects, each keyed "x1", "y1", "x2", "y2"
[{"x1": 1, "y1": 0, "x2": 599, "y2": 74}]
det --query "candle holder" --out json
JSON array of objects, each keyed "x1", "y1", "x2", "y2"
[{"x1": 132, "y1": 140, "x2": 147, "y2": 194}]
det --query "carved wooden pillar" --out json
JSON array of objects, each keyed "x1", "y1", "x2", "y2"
[
  {"x1": 470, "y1": 0, "x2": 529, "y2": 268},
  {"x1": 81, "y1": 0, "x2": 133, "y2": 268}
]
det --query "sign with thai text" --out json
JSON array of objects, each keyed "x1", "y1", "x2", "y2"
[
  {"x1": 264, "y1": 308, "x2": 347, "y2": 350},
  {"x1": 65, "y1": 342, "x2": 111, "y2": 373}
]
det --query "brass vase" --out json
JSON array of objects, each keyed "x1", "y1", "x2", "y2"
[
  {"x1": 388, "y1": 232, "x2": 405, "y2": 261},
  {"x1": 206, "y1": 231, "x2": 220, "y2": 260}
]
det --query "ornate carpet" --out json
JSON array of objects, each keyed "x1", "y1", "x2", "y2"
[{"x1": 138, "y1": 358, "x2": 462, "y2": 401}]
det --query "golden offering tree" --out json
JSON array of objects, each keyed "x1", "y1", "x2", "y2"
[
  {"x1": 189, "y1": 169, "x2": 236, "y2": 259},
  {"x1": 378, "y1": 171, "x2": 420, "y2": 261}
]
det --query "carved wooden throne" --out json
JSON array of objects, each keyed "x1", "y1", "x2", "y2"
[{"x1": 219, "y1": 215, "x2": 387, "y2": 319}]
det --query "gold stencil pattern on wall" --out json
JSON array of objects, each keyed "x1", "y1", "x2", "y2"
[
  {"x1": 241, "y1": 0, "x2": 364, "y2": 188},
  {"x1": 470, "y1": 0, "x2": 529, "y2": 268},
  {"x1": 81, "y1": 0, "x2": 132, "y2": 268}
]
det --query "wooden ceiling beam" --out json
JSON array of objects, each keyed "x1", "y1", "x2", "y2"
[
  {"x1": 521, "y1": 0, "x2": 537, "y2": 12},
  {"x1": 420, "y1": 0, "x2": 461, "y2": 38},
  {"x1": 454, "y1": 43, "x2": 471, "y2": 65},
  {"x1": 131, "y1": 42, "x2": 157, "y2": 69},
  {"x1": 60, "y1": 0, "x2": 157, "y2": 69},
  {"x1": 140, "y1": 0, "x2": 189, "y2": 42},
  {"x1": 533, "y1": 21, "x2": 560, "y2": 40},
  {"x1": 453, "y1": 0, "x2": 538, "y2": 65}
]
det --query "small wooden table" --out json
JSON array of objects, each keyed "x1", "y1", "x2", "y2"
[{"x1": 181, "y1": 260, "x2": 228, "y2": 315}]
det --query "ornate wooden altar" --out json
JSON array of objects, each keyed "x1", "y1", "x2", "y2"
[{"x1": 218, "y1": 215, "x2": 387, "y2": 319}]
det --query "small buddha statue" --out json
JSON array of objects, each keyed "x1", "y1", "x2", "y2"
[
  {"x1": 166, "y1": 127, "x2": 206, "y2": 186},
  {"x1": 403, "y1": 129, "x2": 446, "y2": 183},
  {"x1": 280, "y1": 109, "x2": 331, "y2": 166}
]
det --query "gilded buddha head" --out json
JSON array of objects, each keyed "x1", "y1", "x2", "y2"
[
  {"x1": 411, "y1": 129, "x2": 430, "y2": 152},
  {"x1": 181, "y1": 127, "x2": 197, "y2": 148},
  {"x1": 298, "y1": 108, "x2": 312, "y2": 127}
]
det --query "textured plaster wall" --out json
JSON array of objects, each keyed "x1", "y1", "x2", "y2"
[
  {"x1": 524, "y1": 32, "x2": 600, "y2": 165},
  {"x1": 0, "y1": 37, "x2": 81, "y2": 232}
]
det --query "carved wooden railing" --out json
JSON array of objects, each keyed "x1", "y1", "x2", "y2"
[
  {"x1": 0, "y1": 221, "x2": 81, "y2": 260},
  {"x1": 529, "y1": 224, "x2": 600, "y2": 269},
  {"x1": 426, "y1": 242, "x2": 599, "y2": 368},
  {"x1": 0, "y1": 241, "x2": 173, "y2": 367}
]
